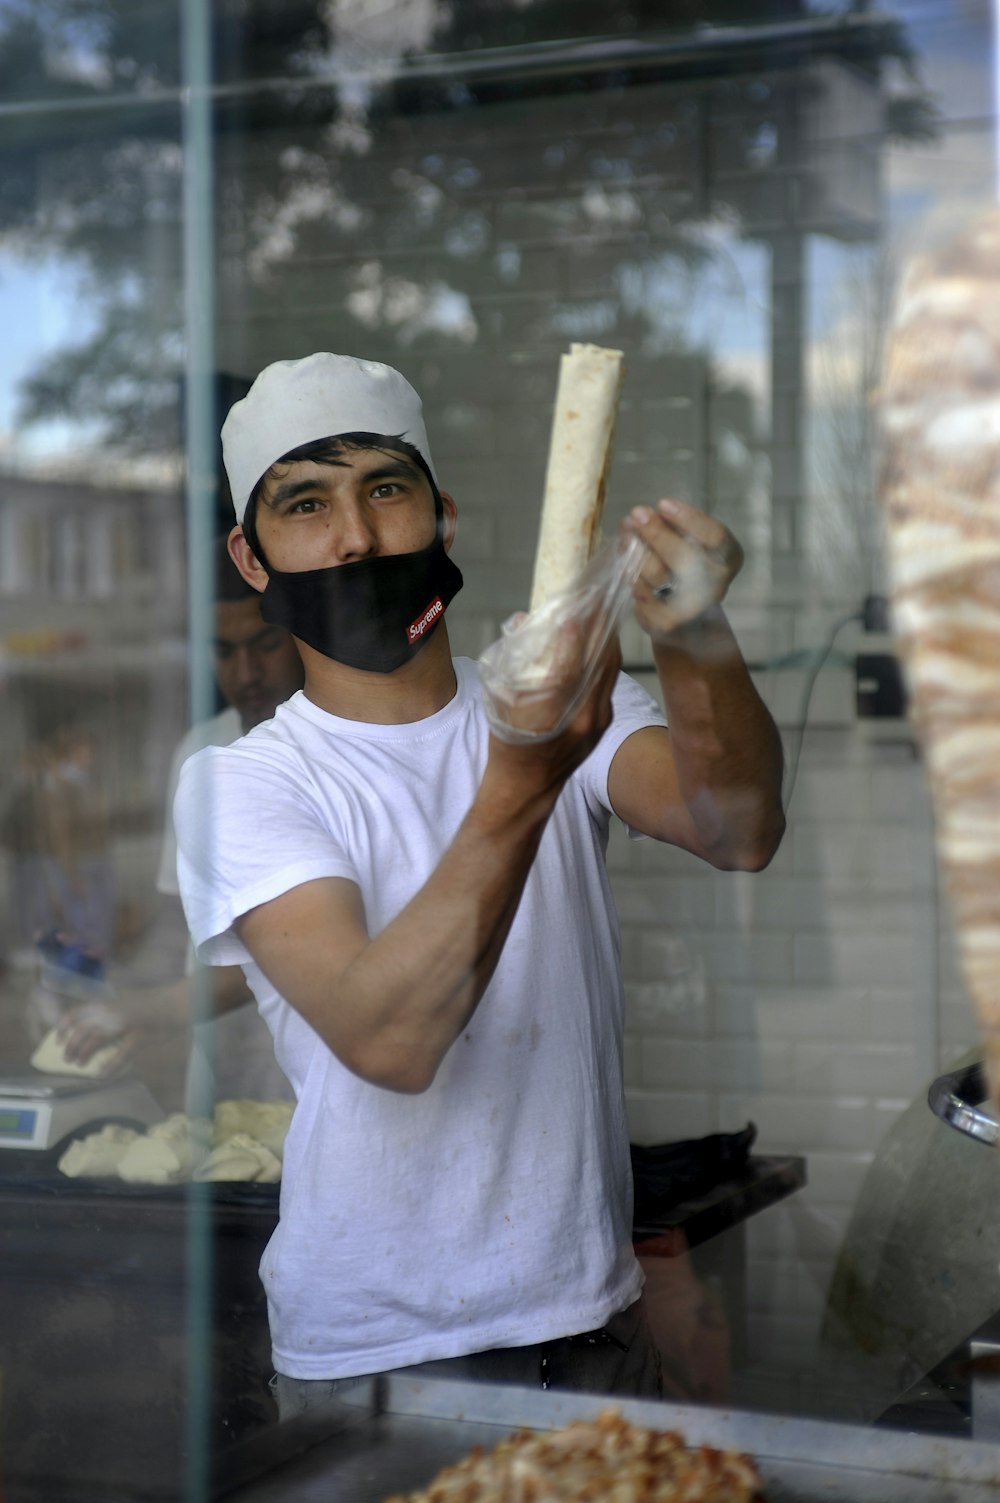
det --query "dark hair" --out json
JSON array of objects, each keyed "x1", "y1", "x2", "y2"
[{"x1": 240, "y1": 432, "x2": 440, "y2": 564}]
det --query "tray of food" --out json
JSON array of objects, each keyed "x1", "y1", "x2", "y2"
[{"x1": 221, "y1": 1374, "x2": 1000, "y2": 1502}]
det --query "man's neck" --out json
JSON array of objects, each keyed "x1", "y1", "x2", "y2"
[{"x1": 301, "y1": 627, "x2": 458, "y2": 724}]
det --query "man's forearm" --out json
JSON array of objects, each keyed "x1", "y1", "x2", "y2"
[
  {"x1": 298, "y1": 771, "x2": 558, "y2": 1094},
  {"x1": 654, "y1": 608, "x2": 785, "y2": 869}
]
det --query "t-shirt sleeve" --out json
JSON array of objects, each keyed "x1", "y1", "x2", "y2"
[
  {"x1": 578, "y1": 670, "x2": 667, "y2": 825},
  {"x1": 174, "y1": 744, "x2": 359, "y2": 967}
]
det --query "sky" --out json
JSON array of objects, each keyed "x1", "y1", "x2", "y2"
[{"x1": 0, "y1": 254, "x2": 95, "y2": 460}]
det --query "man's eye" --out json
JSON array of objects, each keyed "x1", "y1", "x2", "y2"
[{"x1": 371, "y1": 483, "x2": 401, "y2": 499}]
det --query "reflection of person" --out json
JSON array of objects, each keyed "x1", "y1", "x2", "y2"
[
  {"x1": 3, "y1": 744, "x2": 59, "y2": 963},
  {"x1": 156, "y1": 535, "x2": 305, "y2": 905},
  {"x1": 155, "y1": 537, "x2": 304, "y2": 1102},
  {"x1": 58, "y1": 538, "x2": 303, "y2": 1100},
  {"x1": 4, "y1": 719, "x2": 116, "y2": 969},
  {"x1": 175, "y1": 353, "x2": 785, "y2": 1409}
]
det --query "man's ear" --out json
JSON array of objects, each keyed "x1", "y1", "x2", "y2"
[
  {"x1": 228, "y1": 525, "x2": 268, "y2": 593},
  {"x1": 439, "y1": 490, "x2": 458, "y2": 553}
]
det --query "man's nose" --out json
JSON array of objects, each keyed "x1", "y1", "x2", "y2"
[
  {"x1": 334, "y1": 499, "x2": 378, "y2": 563},
  {"x1": 232, "y1": 645, "x2": 263, "y2": 682}
]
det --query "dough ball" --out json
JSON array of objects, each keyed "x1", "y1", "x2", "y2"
[
  {"x1": 58, "y1": 1124, "x2": 140, "y2": 1178},
  {"x1": 31, "y1": 1027, "x2": 121, "y2": 1080},
  {"x1": 194, "y1": 1132, "x2": 282, "y2": 1183},
  {"x1": 117, "y1": 1113, "x2": 212, "y2": 1184},
  {"x1": 213, "y1": 1099, "x2": 293, "y2": 1161}
]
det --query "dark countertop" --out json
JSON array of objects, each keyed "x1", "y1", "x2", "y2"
[
  {"x1": 0, "y1": 1149, "x2": 807, "y2": 1254},
  {"x1": 632, "y1": 1152, "x2": 807, "y2": 1253},
  {"x1": 0, "y1": 1152, "x2": 806, "y2": 1499}
]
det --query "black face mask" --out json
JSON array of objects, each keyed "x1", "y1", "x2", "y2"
[{"x1": 259, "y1": 531, "x2": 463, "y2": 673}]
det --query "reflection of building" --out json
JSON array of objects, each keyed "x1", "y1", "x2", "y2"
[
  {"x1": 0, "y1": 471, "x2": 184, "y2": 602},
  {"x1": 0, "y1": 472, "x2": 186, "y2": 850}
]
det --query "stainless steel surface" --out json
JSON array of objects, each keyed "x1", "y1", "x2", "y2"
[
  {"x1": 0, "y1": 1071, "x2": 105, "y2": 1099},
  {"x1": 971, "y1": 1315, "x2": 1000, "y2": 1444},
  {"x1": 929, "y1": 1061, "x2": 999, "y2": 1149},
  {"x1": 227, "y1": 1375, "x2": 1000, "y2": 1501}
]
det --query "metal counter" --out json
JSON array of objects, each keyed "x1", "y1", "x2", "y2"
[{"x1": 221, "y1": 1374, "x2": 1000, "y2": 1502}]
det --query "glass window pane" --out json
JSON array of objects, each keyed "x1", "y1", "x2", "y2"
[{"x1": 3, "y1": 2, "x2": 999, "y2": 1497}]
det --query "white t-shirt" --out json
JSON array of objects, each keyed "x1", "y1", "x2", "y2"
[
  {"x1": 157, "y1": 707, "x2": 242, "y2": 898},
  {"x1": 175, "y1": 658, "x2": 666, "y2": 1379},
  {"x1": 158, "y1": 704, "x2": 293, "y2": 1104}
]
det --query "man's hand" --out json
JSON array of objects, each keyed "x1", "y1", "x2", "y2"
[
  {"x1": 484, "y1": 629, "x2": 622, "y2": 807},
  {"x1": 56, "y1": 1002, "x2": 137, "y2": 1075},
  {"x1": 621, "y1": 498, "x2": 743, "y2": 639}
]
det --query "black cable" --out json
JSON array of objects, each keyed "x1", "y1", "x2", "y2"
[
  {"x1": 623, "y1": 606, "x2": 862, "y2": 810},
  {"x1": 782, "y1": 610, "x2": 861, "y2": 810}
]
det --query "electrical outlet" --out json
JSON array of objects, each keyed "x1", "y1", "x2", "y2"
[
  {"x1": 856, "y1": 652, "x2": 907, "y2": 718},
  {"x1": 862, "y1": 593, "x2": 891, "y2": 633},
  {"x1": 856, "y1": 594, "x2": 907, "y2": 718}
]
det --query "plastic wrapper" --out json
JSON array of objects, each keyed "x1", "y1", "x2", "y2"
[{"x1": 479, "y1": 533, "x2": 645, "y2": 744}]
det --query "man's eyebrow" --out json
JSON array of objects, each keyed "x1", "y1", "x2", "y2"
[
  {"x1": 214, "y1": 625, "x2": 281, "y2": 649},
  {"x1": 268, "y1": 477, "x2": 329, "y2": 508},
  {"x1": 359, "y1": 458, "x2": 422, "y2": 484}
]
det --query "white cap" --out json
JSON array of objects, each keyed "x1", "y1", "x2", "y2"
[{"x1": 221, "y1": 352, "x2": 437, "y2": 522}]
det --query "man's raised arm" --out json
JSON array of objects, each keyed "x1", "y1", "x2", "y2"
[
  {"x1": 609, "y1": 498, "x2": 785, "y2": 870},
  {"x1": 234, "y1": 642, "x2": 621, "y2": 1095}
]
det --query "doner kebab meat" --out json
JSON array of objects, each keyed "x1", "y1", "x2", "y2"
[
  {"x1": 879, "y1": 207, "x2": 1000, "y2": 1117},
  {"x1": 383, "y1": 1408, "x2": 765, "y2": 1502}
]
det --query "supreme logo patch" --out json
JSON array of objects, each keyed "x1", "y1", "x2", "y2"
[{"x1": 407, "y1": 596, "x2": 444, "y2": 642}]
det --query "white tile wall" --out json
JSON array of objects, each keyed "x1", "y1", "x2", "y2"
[{"x1": 616, "y1": 705, "x2": 975, "y2": 1414}]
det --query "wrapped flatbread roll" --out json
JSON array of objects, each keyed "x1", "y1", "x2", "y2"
[
  {"x1": 879, "y1": 206, "x2": 1000, "y2": 1119},
  {"x1": 529, "y1": 343, "x2": 624, "y2": 611}
]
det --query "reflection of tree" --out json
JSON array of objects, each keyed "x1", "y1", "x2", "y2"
[
  {"x1": 2, "y1": 0, "x2": 935, "y2": 478},
  {"x1": 807, "y1": 243, "x2": 895, "y2": 601}
]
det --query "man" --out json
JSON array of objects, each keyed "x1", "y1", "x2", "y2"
[
  {"x1": 58, "y1": 539, "x2": 303, "y2": 1103},
  {"x1": 174, "y1": 352, "x2": 785, "y2": 1409}
]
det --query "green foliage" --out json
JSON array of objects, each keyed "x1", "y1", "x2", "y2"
[{"x1": 0, "y1": 0, "x2": 938, "y2": 453}]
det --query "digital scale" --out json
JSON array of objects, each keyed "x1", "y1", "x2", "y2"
[{"x1": 0, "y1": 1071, "x2": 163, "y2": 1154}]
